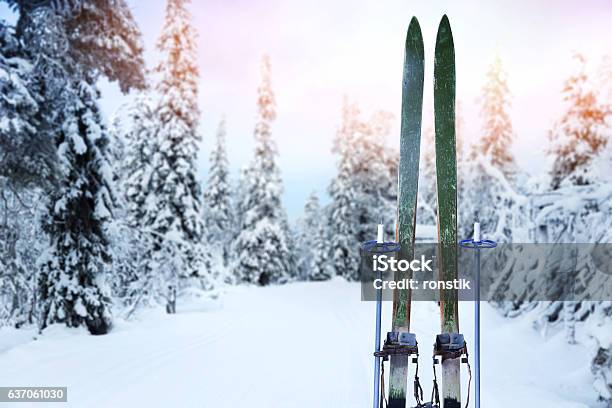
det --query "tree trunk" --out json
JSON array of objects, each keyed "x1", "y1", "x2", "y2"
[{"x1": 166, "y1": 285, "x2": 177, "y2": 314}]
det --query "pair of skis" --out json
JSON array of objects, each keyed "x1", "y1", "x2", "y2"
[{"x1": 386, "y1": 15, "x2": 463, "y2": 408}]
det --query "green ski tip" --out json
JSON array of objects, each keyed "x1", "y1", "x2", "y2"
[
  {"x1": 436, "y1": 15, "x2": 454, "y2": 51},
  {"x1": 406, "y1": 17, "x2": 424, "y2": 67}
]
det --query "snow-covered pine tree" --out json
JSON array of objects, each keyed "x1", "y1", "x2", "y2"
[
  {"x1": 459, "y1": 55, "x2": 526, "y2": 242},
  {"x1": 8, "y1": 0, "x2": 145, "y2": 91},
  {"x1": 353, "y1": 109, "x2": 397, "y2": 244},
  {"x1": 204, "y1": 117, "x2": 233, "y2": 270},
  {"x1": 62, "y1": 0, "x2": 145, "y2": 92},
  {"x1": 460, "y1": 146, "x2": 527, "y2": 243},
  {"x1": 327, "y1": 97, "x2": 396, "y2": 280},
  {"x1": 104, "y1": 112, "x2": 135, "y2": 307},
  {"x1": 0, "y1": 187, "x2": 43, "y2": 328},
  {"x1": 474, "y1": 54, "x2": 517, "y2": 180},
  {"x1": 354, "y1": 113, "x2": 396, "y2": 244},
  {"x1": 0, "y1": 21, "x2": 45, "y2": 326},
  {"x1": 18, "y1": 1, "x2": 146, "y2": 334},
  {"x1": 17, "y1": 1, "x2": 145, "y2": 170},
  {"x1": 111, "y1": 93, "x2": 159, "y2": 312},
  {"x1": 122, "y1": 93, "x2": 156, "y2": 229},
  {"x1": 233, "y1": 55, "x2": 294, "y2": 286},
  {"x1": 147, "y1": 0, "x2": 211, "y2": 311},
  {"x1": 232, "y1": 165, "x2": 250, "y2": 282},
  {"x1": 310, "y1": 211, "x2": 334, "y2": 281},
  {"x1": 38, "y1": 81, "x2": 115, "y2": 335},
  {"x1": 280, "y1": 215, "x2": 298, "y2": 281},
  {"x1": 548, "y1": 53, "x2": 611, "y2": 190},
  {"x1": 0, "y1": 20, "x2": 52, "y2": 190},
  {"x1": 327, "y1": 97, "x2": 359, "y2": 280},
  {"x1": 295, "y1": 191, "x2": 321, "y2": 280}
]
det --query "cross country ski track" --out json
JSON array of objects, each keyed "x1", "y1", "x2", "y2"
[{"x1": 0, "y1": 279, "x2": 600, "y2": 407}]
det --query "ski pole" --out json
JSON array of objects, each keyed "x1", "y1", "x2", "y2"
[
  {"x1": 363, "y1": 223, "x2": 402, "y2": 408},
  {"x1": 373, "y1": 270, "x2": 382, "y2": 408},
  {"x1": 460, "y1": 221, "x2": 496, "y2": 408},
  {"x1": 474, "y1": 222, "x2": 481, "y2": 408},
  {"x1": 373, "y1": 223, "x2": 384, "y2": 408}
]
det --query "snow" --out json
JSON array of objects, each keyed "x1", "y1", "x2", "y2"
[
  {"x1": 69, "y1": 132, "x2": 87, "y2": 155},
  {"x1": 0, "y1": 280, "x2": 601, "y2": 407},
  {"x1": 416, "y1": 223, "x2": 437, "y2": 241},
  {"x1": 74, "y1": 298, "x2": 87, "y2": 318}
]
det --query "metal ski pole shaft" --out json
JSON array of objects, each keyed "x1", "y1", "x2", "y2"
[
  {"x1": 474, "y1": 245, "x2": 481, "y2": 408},
  {"x1": 372, "y1": 223, "x2": 384, "y2": 408},
  {"x1": 473, "y1": 221, "x2": 482, "y2": 408},
  {"x1": 373, "y1": 266, "x2": 382, "y2": 408},
  {"x1": 364, "y1": 224, "x2": 401, "y2": 408},
  {"x1": 460, "y1": 221, "x2": 496, "y2": 408}
]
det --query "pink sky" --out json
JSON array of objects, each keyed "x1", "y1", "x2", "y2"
[
  {"x1": 138, "y1": 0, "x2": 611, "y2": 217},
  {"x1": 3, "y1": 0, "x2": 611, "y2": 217}
]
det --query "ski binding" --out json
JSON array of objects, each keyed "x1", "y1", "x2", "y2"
[
  {"x1": 433, "y1": 333, "x2": 468, "y2": 363},
  {"x1": 374, "y1": 331, "x2": 419, "y2": 363}
]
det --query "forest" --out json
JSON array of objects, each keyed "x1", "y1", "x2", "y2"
[{"x1": 1, "y1": 0, "x2": 611, "y2": 403}]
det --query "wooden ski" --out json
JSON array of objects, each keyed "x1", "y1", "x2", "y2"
[
  {"x1": 388, "y1": 16, "x2": 424, "y2": 408},
  {"x1": 434, "y1": 15, "x2": 461, "y2": 408}
]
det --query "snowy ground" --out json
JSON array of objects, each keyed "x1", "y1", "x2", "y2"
[{"x1": 0, "y1": 279, "x2": 602, "y2": 407}]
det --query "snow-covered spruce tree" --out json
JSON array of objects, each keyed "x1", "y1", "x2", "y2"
[
  {"x1": 104, "y1": 112, "x2": 136, "y2": 307},
  {"x1": 295, "y1": 191, "x2": 321, "y2": 280},
  {"x1": 473, "y1": 54, "x2": 517, "y2": 180},
  {"x1": 233, "y1": 55, "x2": 294, "y2": 286},
  {"x1": 19, "y1": 2, "x2": 146, "y2": 334},
  {"x1": 353, "y1": 112, "x2": 397, "y2": 245},
  {"x1": 460, "y1": 149, "x2": 527, "y2": 243},
  {"x1": 455, "y1": 103, "x2": 475, "y2": 239},
  {"x1": 204, "y1": 117, "x2": 233, "y2": 271},
  {"x1": 8, "y1": 0, "x2": 145, "y2": 91},
  {"x1": 109, "y1": 94, "x2": 159, "y2": 312},
  {"x1": 458, "y1": 116, "x2": 528, "y2": 308},
  {"x1": 549, "y1": 53, "x2": 611, "y2": 190},
  {"x1": 0, "y1": 20, "x2": 54, "y2": 190},
  {"x1": 0, "y1": 188, "x2": 44, "y2": 328},
  {"x1": 310, "y1": 213, "x2": 334, "y2": 281},
  {"x1": 232, "y1": 165, "x2": 250, "y2": 282},
  {"x1": 37, "y1": 82, "x2": 115, "y2": 335},
  {"x1": 16, "y1": 1, "x2": 145, "y2": 159},
  {"x1": 327, "y1": 97, "x2": 395, "y2": 281},
  {"x1": 147, "y1": 0, "x2": 212, "y2": 311},
  {"x1": 0, "y1": 21, "x2": 46, "y2": 327},
  {"x1": 327, "y1": 98, "x2": 359, "y2": 280},
  {"x1": 354, "y1": 109, "x2": 397, "y2": 244},
  {"x1": 281, "y1": 214, "x2": 299, "y2": 281},
  {"x1": 121, "y1": 94, "x2": 156, "y2": 231},
  {"x1": 459, "y1": 56, "x2": 526, "y2": 243}
]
